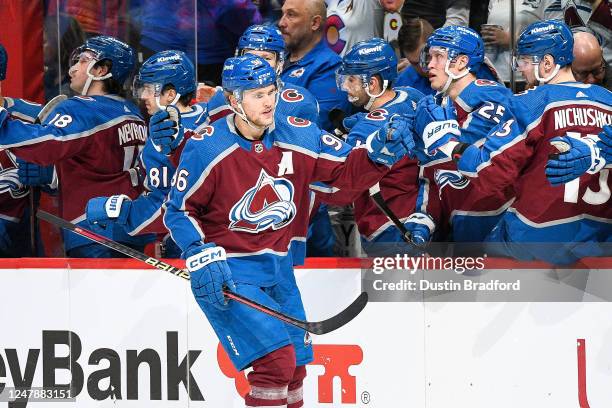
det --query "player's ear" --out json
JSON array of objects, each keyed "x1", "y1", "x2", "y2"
[
  {"x1": 226, "y1": 92, "x2": 239, "y2": 110},
  {"x1": 543, "y1": 54, "x2": 555, "y2": 71},
  {"x1": 164, "y1": 88, "x2": 177, "y2": 103},
  {"x1": 369, "y1": 75, "x2": 381, "y2": 93}
]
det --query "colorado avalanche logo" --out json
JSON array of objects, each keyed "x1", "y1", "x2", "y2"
[
  {"x1": 229, "y1": 169, "x2": 297, "y2": 233},
  {"x1": 281, "y1": 89, "x2": 304, "y2": 103},
  {"x1": 0, "y1": 151, "x2": 28, "y2": 199},
  {"x1": 474, "y1": 79, "x2": 498, "y2": 87},
  {"x1": 287, "y1": 116, "x2": 311, "y2": 127},
  {"x1": 192, "y1": 125, "x2": 214, "y2": 140},
  {"x1": 366, "y1": 109, "x2": 389, "y2": 121},
  {"x1": 289, "y1": 68, "x2": 305, "y2": 78},
  {"x1": 434, "y1": 169, "x2": 470, "y2": 193}
]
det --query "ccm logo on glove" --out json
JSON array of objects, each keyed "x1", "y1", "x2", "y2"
[{"x1": 187, "y1": 246, "x2": 227, "y2": 271}]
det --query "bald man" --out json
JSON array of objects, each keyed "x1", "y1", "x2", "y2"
[
  {"x1": 572, "y1": 31, "x2": 608, "y2": 87},
  {"x1": 279, "y1": 0, "x2": 351, "y2": 132}
]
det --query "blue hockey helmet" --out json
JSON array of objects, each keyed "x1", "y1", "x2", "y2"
[
  {"x1": 134, "y1": 50, "x2": 196, "y2": 100},
  {"x1": 337, "y1": 38, "x2": 398, "y2": 85},
  {"x1": 0, "y1": 42, "x2": 7, "y2": 80},
  {"x1": 222, "y1": 54, "x2": 278, "y2": 99},
  {"x1": 237, "y1": 24, "x2": 285, "y2": 55},
  {"x1": 71, "y1": 35, "x2": 135, "y2": 84},
  {"x1": 514, "y1": 20, "x2": 574, "y2": 68},
  {"x1": 421, "y1": 25, "x2": 485, "y2": 72}
]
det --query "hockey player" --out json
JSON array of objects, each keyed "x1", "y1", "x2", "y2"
[
  {"x1": 411, "y1": 26, "x2": 515, "y2": 244},
  {"x1": 426, "y1": 20, "x2": 612, "y2": 264},
  {"x1": 204, "y1": 24, "x2": 320, "y2": 129},
  {"x1": 202, "y1": 24, "x2": 334, "y2": 257},
  {"x1": 326, "y1": 38, "x2": 427, "y2": 254},
  {"x1": 84, "y1": 50, "x2": 200, "y2": 257},
  {"x1": 0, "y1": 42, "x2": 46, "y2": 257},
  {"x1": 0, "y1": 36, "x2": 150, "y2": 258},
  {"x1": 162, "y1": 54, "x2": 413, "y2": 407}
]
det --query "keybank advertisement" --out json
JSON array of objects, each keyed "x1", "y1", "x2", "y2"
[{"x1": 0, "y1": 265, "x2": 611, "y2": 407}]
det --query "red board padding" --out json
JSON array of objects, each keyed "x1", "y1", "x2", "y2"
[
  {"x1": 0, "y1": 257, "x2": 611, "y2": 270},
  {"x1": 0, "y1": 1, "x2": 44, "y2": 102}
]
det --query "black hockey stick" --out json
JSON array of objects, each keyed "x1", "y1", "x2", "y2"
[
  {"x1": 37, "y1": 210, "x2": 368, "y2": 335},
  {"x1": 368, "y1": 184, "x2": 415, "y2": 244}
]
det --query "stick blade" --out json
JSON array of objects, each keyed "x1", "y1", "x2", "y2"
[{"x1": 305, "y1": 292, "x2": 368, "y2": 335}]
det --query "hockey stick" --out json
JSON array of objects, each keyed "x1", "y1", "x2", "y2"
[
  {"x1": 37, "y1": 210, "x2": 368, "y2": 335},
  {"x1": 368, "y1": 183, "x2": 414, "y2": 244},
  {"x1": 29, "y1": 94, "x2": 67, "y2": 255}
]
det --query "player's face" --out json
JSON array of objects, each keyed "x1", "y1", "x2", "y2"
[
  {"x1": 240, "y1": 84, "x2": 277, "y2": 127},
  {"x1": 244, "y1": 50, "x2": 278, "y2": 70},
  {"x1": 425, "y1": 47, "x2": 450, "y2": 91},
  {"x1": 514, "y1": 55, "x2": 538, "y2": 88},
  {"x1": 406, "y1": 46, "x2": 427, "y2": 77},
  {"x1": 68, "y1": 51, "x2": 96, "y2": 93},
  {"x1": 340, "y1": 75, "x2": 368, "y2": 107},
  {"x1": 139, "y1": 85, "x2": 175, "y2": 115}
]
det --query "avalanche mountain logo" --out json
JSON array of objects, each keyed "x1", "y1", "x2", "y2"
[
  {"x1": 229, "y1": 169, "x2": 297, "y2": 233},
  {"x1": 434, "y1": 169, "x2": 470, "y2": 193},
  {"x1": 0, "y1": 151, "x2": 28, "y2": 199}
]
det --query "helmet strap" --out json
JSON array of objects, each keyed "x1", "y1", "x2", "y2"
[
  {"x1": 441, "y1": 59, "x2": 470, "y2": 94},
  {"x1": 364, "y1": 78, "x2": 388, "y2": 110},
  {"x1": 82, "y1": 59, "x2": 112, "y2": 95},
  {"x1": 535, "y1": 61, "x2": 560, "y2": 85},
  {"x1": 155, "y1": 92, "x2": 181, "y2": 111}
]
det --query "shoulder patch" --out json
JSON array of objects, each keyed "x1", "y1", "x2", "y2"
[
  {"x1": 281, "y1": 88, "x2": 305, "y2": 103},
  {"x1": 474, "y1": 79, "x2": 499, "y2": 87},
  {"x1": 288, "y1": 67, "x2": 305, "y2": 78},
  {"x1": 365, "y1": 108, "x2": 389, "y2": 121},
  {"x1": 192, "y1": 125, "x2": 214, "y2": 140},
  {"x1": 73, "y1": 96, "x2": 95, "y2": 101},
  {"x1": 287, "y1": 116, "x2": 311, "y2": 127}
]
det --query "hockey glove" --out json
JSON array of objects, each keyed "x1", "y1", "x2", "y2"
[
  {"x1": 366, "y1": 114, "x2": 415, "y2": 167},
  {"x1": 16, "y1": 158, "x2": 54, "y2": 187},
  {"x1": 184, "y1": 243, "x2": 235, "y2": 311},
  {"x1": 86, "y1": 194, "x2": 132, "y2": 230},
  {"x1": 415, "y1": 95, "x2": 460, "y2": 156},
  {"x1": 597, "y1": 125, "x2": 612, "y2": 164},
  {"x1": 149, "y1": 105, "x2": 184, "y2": 155},
  {"x1": 404, "y1": 212, "x2": 435, "y2": 245},
  {"x1": 546, "y1": 134, "x2": 606, "y2": 185}
]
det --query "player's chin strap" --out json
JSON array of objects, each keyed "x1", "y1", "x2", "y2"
[
  {"x1": 81, "y1": 59, "x2": 112, "y2": 95},
  {"x1": 364, "y1": 77, "x2": 389, "y2": 110},
  {"x1": 440, "y1": 59, "x2": 471, "y2": 94},
  {"x1": 155, "y1": 93, "x2": 181, "y2": 112},
  {"x1": 535, "y1": 62, "x2": 560, "y2": 85}
]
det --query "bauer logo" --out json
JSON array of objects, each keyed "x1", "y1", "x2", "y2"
[
  {"x1": 229, "y1": 169, "x2": 296, "y2": 233},
  {"x1": 218, "y1": 343, "x2": 364, "y2": 404}
]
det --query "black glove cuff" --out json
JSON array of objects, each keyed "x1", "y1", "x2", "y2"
[{"x1": 451, "y1": 142, "x2": 469, "y2": 163}]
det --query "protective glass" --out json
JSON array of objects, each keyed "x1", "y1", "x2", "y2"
[
  {"x1": 335, "y1": 71, "x2": 365, "y2": 93},
  {"x1": 512, "y1": 55, "x2": 540, "y2": 71},
  {"x1": 419, "y1": 46, "x2": 449, "y2": 72},
  {"x1": 132, "y1": 78, "x2": 163, "y2": 99}
]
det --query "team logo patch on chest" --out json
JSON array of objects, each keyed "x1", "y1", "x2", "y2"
[
  {"x1": 434, "y1": 169, "x2": 470, "y2": 194},
  {"x1": 229, "y1": 169, "x2": 297, "y2": 233}
]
